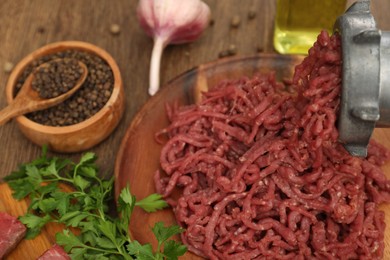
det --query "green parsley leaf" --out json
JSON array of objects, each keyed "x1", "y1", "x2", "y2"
[
  {"x1": 7, "y1": 179, "x2": 36, "y2": 199},
  {"x1": 152, "y1": 222, "x2": 184, "y2": 245},
  {"x1": 60, "y1": 211, "x2": 82, "y2": 222},
  {"x1": 163, "y1": 240, "x2": 187, "y2": 260},
  {"x1": 126, "y1": 241, "x2": 154, "y2": 260},
  {"x1": 78, "y1": 152, "x2": 96, "y2": 165},
  {"x1": 74, "y1": 175, "x2": 90, "y2": 190},
  {"x1": 136, "y1": 194, "x2": 168, "y2": 213},
  {"x1": 38, "y1": 198, "x2": 58, "y2": 213},
  {"x1": 79, "y1": 166, "x2": 97, "y2": 178},
  {"x1": 68, "y1": 247, "x2": 88, "y2": 260},
  {"x1": 40, "y1": 160, "x2": 59, "y2": 177},
  {"x1": 117, "y1": 186, "x2": 136, "y2": 234},
  {"x1": 97, "y1": 219, "x2": 117, "y2": 242},
  {"x1": 19, "y1": 213, "x2": 51, "y2": 239},
  {"x1": 66, "y1": 213, "x2": 89, "y2": 227},
  {"x1": 119, "y1": 186, "x2": 136, "y2": 206},
  {"x1": 5, "y1": 148, "x2": 187, "y2": 259},
  {"x1": 37, "y1": 181, "x2": 59, "y2": 194},
  {"x1": 56, "y1": 229, "x2": 84, "y2": 251},
  {"x1": 52, "y1": 191, "x2": 70, "y2": 216},
  {"x1": 25, "y1": 165, "x2": 42, "y2": 183},
  {"x1": 19, "y1": 213, "x2": 51, "y2": 229},
  {"x1": 95, "y1": 237, "x2": 117, "y2": 249}
]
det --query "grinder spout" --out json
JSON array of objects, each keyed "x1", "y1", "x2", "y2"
[{"x1": 334, "y1": 0, "x2": 390, "y2": 157}]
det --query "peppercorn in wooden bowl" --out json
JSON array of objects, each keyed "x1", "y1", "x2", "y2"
[{"x1": 5, "y1": 41, "x2": 125, "y2": 153}]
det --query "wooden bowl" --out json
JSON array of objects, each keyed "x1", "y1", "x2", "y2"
[{"x1": 5, "y1": 41, "x2": 125, "y2": 153}]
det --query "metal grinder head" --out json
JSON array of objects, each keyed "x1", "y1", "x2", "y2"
[{"x1": 334, "y1": 0, "x2": 390, "y2": 157}]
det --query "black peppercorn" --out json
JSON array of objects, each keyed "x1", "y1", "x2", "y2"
[
  {"x1": 31, "y1": 59, "x2": 83, "y2": 99},
  {"x1": 15, "y1": 50, "x2": 114, "y2": 126}
]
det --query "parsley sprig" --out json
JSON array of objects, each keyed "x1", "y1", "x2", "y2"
[{"x1": 4, "y1": 147, "x2": 187, "y2": 260}]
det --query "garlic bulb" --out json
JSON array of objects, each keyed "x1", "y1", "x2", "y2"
[{"x1": 137, "y1": 0, "x2": 211, "y2": 96}]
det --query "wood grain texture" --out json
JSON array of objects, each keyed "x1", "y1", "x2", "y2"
[{"x1": 0, "y1": 0, "x2": 389, "y2": 178}]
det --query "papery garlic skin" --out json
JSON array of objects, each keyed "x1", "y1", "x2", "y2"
[{"x1": 137, "y1": 0, "x2": 211, "y2": 95}]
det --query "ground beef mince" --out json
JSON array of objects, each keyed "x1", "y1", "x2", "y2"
[{"x1": 154, "y1": 31, "x2": 390, "y2": 259}]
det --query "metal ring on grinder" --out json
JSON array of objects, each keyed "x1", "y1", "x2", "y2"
[
  {"x1": 334, "y1": 0, "x2": 389, "y2": 157},
  {"x1": 379, "y1": 32, "x2": 390, "y2": 126}
]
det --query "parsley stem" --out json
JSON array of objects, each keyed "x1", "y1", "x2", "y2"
[
  {"x1": 41, "y1": 177, "x2": 73, "y2": 183},
  {"x1": 79, "y1": 239, "x2": 132, "y2": 260},
  {"x1": 79, "y1": 244, "x2": 125, "y2": 256}
]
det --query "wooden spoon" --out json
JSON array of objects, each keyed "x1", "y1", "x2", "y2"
[{"x1": 0, "y1": 59, "x2": 88, "y2": 126}]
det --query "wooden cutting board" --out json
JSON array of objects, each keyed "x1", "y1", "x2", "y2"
[{"x1": 0, "y1": 182, "x2": 66, "y2": 260}]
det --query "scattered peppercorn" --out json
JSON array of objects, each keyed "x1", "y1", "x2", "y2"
[
  {"x1": 218, "y1": 50, "x2": 230, "y2": 58},
  {"x1": 15, "y1": 50, "x2": 114, "y2": 127},
  {"x1": 37, "y1": 26, "x2": 45, "y2": 34},
  {"x1": 256, "y1": 45, "x2": 264, "y2": 53},
  {"x1": 248, "y1": 9, "x2": 257, "y2": 20},
  {"x1": 218, "y1": 44, "x2": 238, "y2": 58},
  {"x1": 230, "y1": 15, "x2": 241, "y2": 28},
  {"x1": 228, "y1": 44, "x2": 237, "y2": 55},
  {"x1": 31, "y1": 59, "x2": 83, "y2": 99},
  {"x1": 3, "y1": 62, "x2": 14, "y2": 73},
  {"x1": 109, "y1": 24, "x2": 121, "y2": 35}
]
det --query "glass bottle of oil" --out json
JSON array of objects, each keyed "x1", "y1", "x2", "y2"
[{"x1": 273, "y1": 0, "x2": 347, "y2": 54}]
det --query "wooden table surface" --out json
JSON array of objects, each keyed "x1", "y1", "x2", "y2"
[{"x1": 0, "y1": 1, "x2": 389, "y2": 178}]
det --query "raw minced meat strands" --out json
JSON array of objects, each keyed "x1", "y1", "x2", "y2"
[{"x1": 154, "y1": 31, "x2": 390, "y2": 259}]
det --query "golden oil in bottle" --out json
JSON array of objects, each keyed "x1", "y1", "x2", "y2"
[{"x1": 273, "y1": 0, "x2": 347, "y2": 54}]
